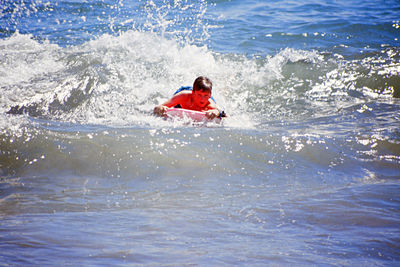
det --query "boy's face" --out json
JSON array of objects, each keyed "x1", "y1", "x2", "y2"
[{"x1": 192, "y1": 90, "x2": 211, "y2": 108}]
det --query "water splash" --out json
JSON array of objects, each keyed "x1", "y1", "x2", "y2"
[
  {"x1": 1, "y1": 31, "x2": 399, "y2": 130},
  {"x1": 139, "y1": 0, "x2": 210, "y2": 46},
  {"x1": 1, "y1": 0, "x2": 211, "y2": 47}
]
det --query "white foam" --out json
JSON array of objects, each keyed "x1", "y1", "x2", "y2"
[
  {"x1": 1, "y1": 28, "x2": 327, "y2": 130},
  {"x1": 0, "y1": 33, "x2": 63, "y2": 88},
  {"x1": 1, "y1": 30, "x2": 398, "y2": 131}
]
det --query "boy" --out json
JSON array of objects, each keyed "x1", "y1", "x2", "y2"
[{"x1": 154, "y1": 76, "x2": 223, "y2": 119}]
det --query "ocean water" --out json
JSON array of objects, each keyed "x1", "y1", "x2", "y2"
[{"x1": 1, "y1": 0, "x2": 400, "y2": 265}]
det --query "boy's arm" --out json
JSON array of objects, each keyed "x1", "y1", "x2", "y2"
[
  {"x1": 205, "y1": 109, "x2": 220, "y2": 119},
  {"x1": 153, "y1": 94, "x2": 186, "y2": 116},
  {"x1": 205, "y1": 101, "x2": 225, "y2": 119}
]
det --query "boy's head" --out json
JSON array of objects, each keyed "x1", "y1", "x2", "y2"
[
  {"x1": 192, "y1": 76, "x2": 212, "y2": 108},
  {"x1": 193, "y1": 76, "x2": 212, "y2": 94}
]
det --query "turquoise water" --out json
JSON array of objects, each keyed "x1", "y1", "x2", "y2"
[{"x1": 1, "y1": 0, "x2": 400, "y2": 265}]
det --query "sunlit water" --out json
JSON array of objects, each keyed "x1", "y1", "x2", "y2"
[{"x1": 1, "y1": 0, "x2": 399, "y2": 265}]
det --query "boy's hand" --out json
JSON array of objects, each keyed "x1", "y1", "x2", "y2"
[
  {"x1": 205, "y1": 109, "x2": 220, "y2": 119},
  {"x1": 154, "y1": 105, "x2": 168, "y2": 116}
]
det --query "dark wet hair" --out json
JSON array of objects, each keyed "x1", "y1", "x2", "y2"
[{"x1": 193, "y1": 76, "x2": 212, "y2": 93}]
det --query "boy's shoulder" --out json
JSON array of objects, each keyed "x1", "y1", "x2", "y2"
[
  {"x1": 172, "y1": 90, "x2": 192, "y2": 100},
  {"x1": 174, "y1": 90, "x2": 192, "y2": 96},
  {"x1": 166, "y1": 91, "x2": 191, "y2": 107}
]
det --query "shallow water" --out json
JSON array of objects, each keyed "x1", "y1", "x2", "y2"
[{"x1": 1, "y1": 0, "x2": 400, "y2": 265}]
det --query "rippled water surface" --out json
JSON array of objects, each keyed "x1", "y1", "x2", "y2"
[{"x1": 1, "y1": 0, "x2": 400, "y2": 265}]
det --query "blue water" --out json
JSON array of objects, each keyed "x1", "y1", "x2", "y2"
[{"x1": 1, "y1": 0, "x2": 400, "y2": 265}]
